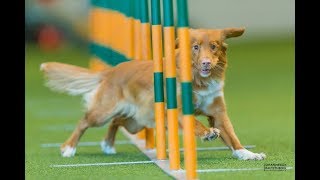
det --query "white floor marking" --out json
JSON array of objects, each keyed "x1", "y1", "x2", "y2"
[
  {"x1": 51, "y1": 161, "x2": 154, "y2": 167},
  {"x1": 41, "y1": 141, "x2": 254, "y2": 151},
  {"x1": 173, "y1": 145, "x2": 255, "y2": 152},
  {"x1": 47, "y1": 128, "x2": 293, "y2": 177},
  {"x1": 41, "y1": 140, "x2": 132, "y2": 148},
  {"x1": 119, "y1": 128, "x2": 186, "y2": 180},
  {"x1": 42, "y1": 124, "x2": 75, "y2": 130},
  {"x1": 196, "y1": 167, "x2": 293, "y2": 173},
  {"x1": 120, "y1": 128, "x2": 293, "y2": 179}
]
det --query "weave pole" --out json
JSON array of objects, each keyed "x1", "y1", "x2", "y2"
[
  {"x1": 135, "y1": 0, "x2": 146, "y2": 140},
  {"x1": 133, "y1": 0, "x2": 142, "y2": 61},
  {"x1": 151, "y1": 0, "x2": 166, "y2": 159},
  {"x1": 140, "y1": 0, "x2": 155, "y2": 149},
  {"x1": 177, "y1": 0, "x2": 197, "y2": 179},
  {"x1": 163, "y1": 0, "x2": 180, "y2": 170}
]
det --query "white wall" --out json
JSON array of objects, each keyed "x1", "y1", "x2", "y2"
[{"x1": 186, "y1": 0, "x2": 295, "y2": 39}]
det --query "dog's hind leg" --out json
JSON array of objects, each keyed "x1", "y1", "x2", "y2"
[
  {"x1": 60, "y1": 105, "x2": 119, "y2": 157},
  {"x1": 101, "y1": 117, "x2": 145, "y2": 155},
  {"x1": 60, "y1": 118, "x2": 90, "y2": 157},
  {"x1": 100, "y1": 117, "x2": 125, "y2": 155}
]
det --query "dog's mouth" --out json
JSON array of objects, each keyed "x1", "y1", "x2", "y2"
[{"x1": 200, "y1": 68, "x2": 211, "y2": 77}]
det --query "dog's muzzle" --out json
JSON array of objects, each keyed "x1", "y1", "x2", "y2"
[{"x1": 200, "y1": 59, "x2": 211, "y2": 77}]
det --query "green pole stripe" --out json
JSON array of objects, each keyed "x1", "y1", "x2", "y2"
[
  {"x1": 176, "y1": 0, "x2": 189, "y2": 27},
  {"x1": 166, "y1": 78, "x2": 177, "y2": 109},
  {"x1": 90, "y1": 43, "x2": 130, "y2": 66},
  {"x1": 134, "y1": 0, "x2": 140, "y2": 20},
  {"x1": 163, "y1": 0, "x2": 174, "y2": 27},
  {"x1": 151, "y1": 0, "x2": 161, "y2": 25},
  {"x1": 154, "y1": 72, "x2": 164, "y2": 102},
  {"x1": 91, "y1": 0, "x2": 133, "y2": 18},
  {"x1": 181, "y1": 82, "x2": 194, "y2": 114},
  {"x1": 140, "y1": 0, "x2": 149, "y2": 23}
]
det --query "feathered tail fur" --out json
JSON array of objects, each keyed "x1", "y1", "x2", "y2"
[{"x1": 40, "y1": 62, "x2": 102, "y2": 96}]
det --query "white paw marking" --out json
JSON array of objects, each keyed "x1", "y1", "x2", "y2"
[
  {"x1": 232, "y1": 149, "x2": 266, "y2": 160},
  {"x1": 101, "y1": 141, "x2": 116, "y2": 154},
  {"x1": 61, "y1": 145, "x2": 76, "y2": 157}
]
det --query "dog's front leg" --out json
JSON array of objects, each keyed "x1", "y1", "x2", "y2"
[
  {"x1": 194, "y1": 118, "x2": 220, "y2": 141},
  {"x1": 178, "y1": 109, "x2": 220, "y2": 141},
  {"x1": 208, "y1": 97, "x2": 266, "y2": 160}
]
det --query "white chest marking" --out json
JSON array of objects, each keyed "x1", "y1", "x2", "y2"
[{"x1": 194, "y1": 80, "x2": 224, "y2": 113}]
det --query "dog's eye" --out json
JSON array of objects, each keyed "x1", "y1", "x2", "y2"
[
  {"x1": 193, "y1": 45, "x2": 199, "y2": 51},
  {"x1": 210, "y1": 44, "x2": 216, "y2": 50}
]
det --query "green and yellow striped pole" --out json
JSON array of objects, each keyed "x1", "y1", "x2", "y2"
[
  {"x1": 133, "y1": 0, "x2": 142, "y2": 61},
  {"x1": 127, "y1": 0, "x2": 134, "y2": 60},
  {"x1": 135, "y1": 0, "x2": 146, "y2": 140},
  {"x1": 140, "y1": 0, "x2": 155, "y2": 149},
  {"x1": 89, "y1": 0, "x2": 134, "y2": 70},
  {"x1": 177, "y1": 0, "x2": 197, "y2": 179},
  {"x1": 163, "y1": 0, "x2": 180, "y2": 170},
  {"x1": 151, "y1": 0, "x2": 166, "y2": 159}
]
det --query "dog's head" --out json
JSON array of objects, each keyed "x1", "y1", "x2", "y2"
[{"x1": 176, "y1": 27, "x2": 245, "y2": 86}]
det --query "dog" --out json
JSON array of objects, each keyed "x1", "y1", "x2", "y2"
[{"x1": 40, "y1": 27, "x2": 266, "y2": 160}]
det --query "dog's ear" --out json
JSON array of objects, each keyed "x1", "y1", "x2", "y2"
[
  {"x1": 223, "y1": 27, "x2": 245, "y2": 39},
  {"x1": 222, "y1": 42, "x2": 228, "y2": 52}
]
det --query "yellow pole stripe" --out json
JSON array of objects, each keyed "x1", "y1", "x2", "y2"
[
  {"x1": 154, "y1": 102, "x2": 166, "y2": 159},
  {"x1": 152, "y1": 25, "x2": 163, "y2": 72},
  {"x1": 89, "y1": 57, "x2": 110, "y2": 72},
  {"x1": 127, "y1": 17, "x2": 134, "y2": 59},
  {"x1": 90, "y1": 8, "x2": 112, "y2": 47},
  {"x1": 167, "y1": 109, "x2": 180, "y2": 170},
  {"x1": 164, "y1": 27, "x2": 176, "y2": 77},
  {"x1": 178, "y1": 28, "x2": 192, "y2": 82},
  {"x1": 141, "y1": 23, "x2": 152, "y2": 60},
  {"x1": 146, "y1": 127, "x2": 155, "y2": 149},
  {"x1": 90, "y1": 8, "x2": 133, "y2": 59},
  {"x1": 137, "y1": 129, "x2": 146, "y2": 139},
  {"x1": 134, "y1": 19, "x2": 142, "y2": 60},
  {"x1": 183, "y1": 115, "x2": 197, "y2": 179},
  {"x1": 111, "y1": 12, "x2": 128, "y2": 58}
]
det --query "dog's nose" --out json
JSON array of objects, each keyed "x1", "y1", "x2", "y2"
[{"x1": 201, "y1": 59, "x2": 211, "y2": 66}]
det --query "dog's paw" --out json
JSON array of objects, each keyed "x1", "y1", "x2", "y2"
[
  {"x1": 201, "y1": 128, "x2": 220, "y2": 141},
  {"x1": 232, "y1": 149, "x2": 266, "y2": 160},
  {"x1": 101, "y1": 141, "x2": 116, "y2": 155},
  {"x1": 61, "y1": 145, "x2": 76, "y2": 157}
]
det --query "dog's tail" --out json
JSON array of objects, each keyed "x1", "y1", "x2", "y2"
[{"x1": 40, "y1": 62, "x2": 102, "y2": 96}]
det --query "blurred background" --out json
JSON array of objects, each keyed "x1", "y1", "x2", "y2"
[
  {"x1": 25, "y1": 0, "x2": 294, "y2": 49},
  {"x1": 26, "y1": 1, "x2": 294, "y2": 179}
]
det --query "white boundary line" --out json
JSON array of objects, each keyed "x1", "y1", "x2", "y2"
[
  {"x1": 119, "y1": 128, "x2": 293, "y2": 179},
  {"x1": 47, "y1": 129, "x2": 293, "y2": 177},
  {"x1": 197, "y1": 167, "x2": 293, "y2": 173},
  {"x1": 119, "y1": 128, "x2": 186, "y2": 180},
  {"x1": 41, "y1": 141, "x2": 254, "y2": 151},
  {"x1": 41, "y1": 140, "x2": 132, "y2": 148},
  {"x1": 175, "y1": 145, "x2": 255, "y2": 152},
  {"x1": 51, "y1": 161, "x2": 293, "y2": 172},
  {"x1": 51, "y1": 161, "x2": 154, "y2": 167}
]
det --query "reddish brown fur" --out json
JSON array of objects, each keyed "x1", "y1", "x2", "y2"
[{"x1": 41, "y1": 27, "x2": 265, "y2": 160}]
